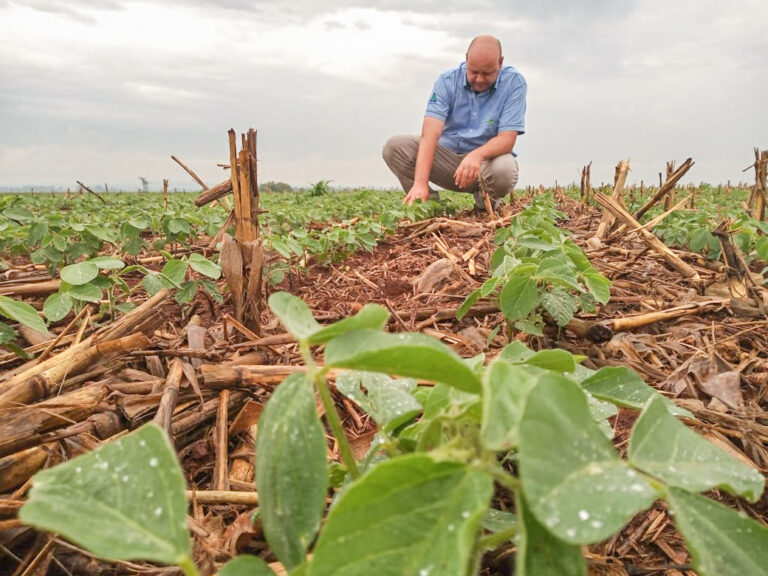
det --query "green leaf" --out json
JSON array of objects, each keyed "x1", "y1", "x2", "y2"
[
  {"x1": 142, "y1": 273, "x2": 172, "y2": 296},
  {"x1": 85, "y1": 224, "x2": 116, "y2": 243},
  {"x1": 588, "y1": 394, "x2": 619, "y2": 439},
  {"x1": 666, "y1": 488, "x2": 768, "y2": 576},
  {"x1": 0, "y1": 295, "x2": 47, "y2": 333},
  {"x1": 19, "y1": 424, "x2": 190, "y2": 565},
  {"x1": 581, "y1": 366, "x2": 691, "y2": 417},
  {"x1": 524, "y1": 349, "x2": 577, "y2": 373},
  {"x1": 128, "y1": 217, "x2": 150, "y2": 231},
  {"x1": 0, "y1": 321, "x2": 17, "y2": 346},
  {"x1": 481, "y1": 361, "x2": 539, "y2": 451},
  {"x1": 336, "y1": 371, "x2": 422, "y2": 432},
  {"x1": 68, "y1": 282, "x2": 103, "y2": 302},
  {"x1": 456, "y1": 289, "x2": 480, "y2": 321},
  {"x1": 629, "y1": 396, "x2": 764, "y2": 501},
  {"x1": 161, "y1": 259, "x2": 188, "y2": 286},
  {"x1": 583, "y1": 271, "x2": 611, "y2": 304},
  {"x1": 60, "y1": 261, "x2": 99, "y2": 286},
  {"x1": 480, "y1": 277, "x2": 501, "y2": 297},
  {"x1": 175, "y1": 281, "x2": 198, "y2": 304},
  {"x1": 268, "y1": 292, "x2": 321, "y2": 341},
  {"x1": 28, "y1": 221, "x2": 48, "y2": 246},
  {"x1": 310, "y1": 454, "x2": 493, "y2": 576},
  {"x1": 541, "y1": 288, "x2": 577, "y2": 326},
  {"x1": 498, "y1": 341, "x2": 534, "y2": 363},
  {"x1": 188, "y1": 253, "x2": 221, "y2": 279},
  {"x1": 3, "y1": 206, "x2": 35, "y2": 222},
  {"x1": 757, "y1": 236, "x2": 768, "y2": 261},
  {"x1": 199, "y1": 278, "x2": 223, "y2": 304},
  {"x1": 325, "y1": 330, "x2": 482, "y2": 394},
  {"x1": 167, "y1": 217, "x2": 192, "y2": 235},
  {"x1": 115, "y1": 302, "x2": 137, "y2": 314},
  {"x1": 43, "y1": 292, "x2": 74, "y2": 322},
  {"x1": 515, "y1": 492, "x2": 587, "y2": 576},
  {"x1": 499, "y1": 276, "x2": 538, "y2": 321},
  {"x1": 90, "y1": 256, "x2": 125, "y2": 270},
  {"x1": 519, "y1": 375, "x2": 656, "y2": 544},
  {"x1": 307, "y1": 304, "x2": 389, "y2": 345},
  {"x1": 256, "y1": 374, "x2": 327, "y2": 570},
  {"x1": 481, "y1": 508, "x2": 517, "y2": 533},
  {"x1": 219, "y1": 555, "x2": 277, "y2": 576}
]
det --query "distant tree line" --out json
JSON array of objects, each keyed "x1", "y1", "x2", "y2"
[{"x1": 261, "y1": 181, "x2": 294, "y2": 193}]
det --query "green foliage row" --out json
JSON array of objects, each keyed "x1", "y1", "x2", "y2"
[
  {"x1": 20, "y1": 292, "x2": 768, "y2": 576},
  {"x1": 626, "y1": 184, "x2": 768, "y2": 267},
  {"x1": 0, "y1": 190, "x2": 471, "y2": 274},
  {"x1": 459, "y1": 193, "x2": 611, "y2": 335}
]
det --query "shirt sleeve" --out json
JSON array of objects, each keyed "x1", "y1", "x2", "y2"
[
  {"x1": 424, "y1": 73, "x2": 453, "y2": 121},
  {"x1": 499, "y1": 76, "x2": 527, "y2": 135}
]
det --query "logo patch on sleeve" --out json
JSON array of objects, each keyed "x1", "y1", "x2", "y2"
[{"x1": 429, "y1": 92, "x2": 437, "y2": 103}]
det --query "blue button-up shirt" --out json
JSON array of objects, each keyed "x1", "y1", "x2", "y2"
[{"x1": 425, "y1": 62, "x2": 527, "y2": 155}]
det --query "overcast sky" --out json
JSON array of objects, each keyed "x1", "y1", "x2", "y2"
[{"x1": 1, "y1": 0, "x2": 766, "y2": 192}]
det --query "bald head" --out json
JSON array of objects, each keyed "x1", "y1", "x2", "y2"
[
  {"x1": 465, "y1": 35, "x2": 504, "y2": 93},
  {"x1": 467, "y1": 35, "x2": 503, "y2": 60}
]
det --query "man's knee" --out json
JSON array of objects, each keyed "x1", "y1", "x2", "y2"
[
  {"x1": 481, "y1": 155, "x2": 519, "y2": 198},
  {"x1": 382, "y1": 135, "x2": 418, "y2": 165}
]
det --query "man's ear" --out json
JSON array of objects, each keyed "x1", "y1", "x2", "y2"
[{"x1": 499, "y1": 56, "x2": 505, "y2": 67}]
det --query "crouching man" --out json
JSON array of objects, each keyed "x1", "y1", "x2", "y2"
[{"x1": 383, "y1": 34, "x2": 527, "y2": 212}]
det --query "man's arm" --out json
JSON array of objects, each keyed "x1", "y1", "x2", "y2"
[
  {"x1": 403, "y1": 116, "x2": 445, "y2": 205},
  {"x1": 454, "y1": 130, "x2": 517, "y2": 189}
]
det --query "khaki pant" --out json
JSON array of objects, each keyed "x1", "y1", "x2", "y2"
[{"x1": 382, "y1": 134, "x2": 519, "y2": 208}]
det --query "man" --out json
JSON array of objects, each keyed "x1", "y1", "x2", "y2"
[{"x1": 382, "y1": 35, "x2": 527, "y2": 212}]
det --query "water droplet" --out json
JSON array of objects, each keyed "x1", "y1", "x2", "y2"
[
  {"x1": 591, "y1": 520, "x2": 603, "y2": 529},
  {"x1": 149, "y1": 457, "x2": 158, "y2": 467},
  {"x1": 578, "y1": 510, "x2": 589, "y2": 521},
  {"x1": 122, "y1": 475, "x2": 130, "y2": 483},
  {"x1": 461, "y1": 510, "x2": 470, "y2": 518},
  {"x1": 154, "y1": 507, "x2": 163, "y2": 516},
  {"x1": 147, "y1": 491, "x2": 154, "y2": 498},
  {"x1": 447, "y1": 524, "x2": 455, "y2": 532},
  {"x1": 419, "y1": 566, "x2": 433, "y2": 576},
  {"x1": 75, "y1": 467, "x2": 82, "y2": 474},
  {"x1": 566, "y1": 528, "x2": 576, "y2": 538},
  {"x1": 139, "y1": 440, "x2": 146, "y2": 447}
]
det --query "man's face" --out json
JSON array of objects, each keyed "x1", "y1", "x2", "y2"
[{"x1": 466, "y1": 52, "x2": 503, "y2": 93}]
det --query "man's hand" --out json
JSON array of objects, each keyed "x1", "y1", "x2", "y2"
[
  {"x1": 454, "y1": 150, "x2": 484, "y2": 189},
  {"x1": 403, "y1": 183, "x2": 430, "y2": 206}
]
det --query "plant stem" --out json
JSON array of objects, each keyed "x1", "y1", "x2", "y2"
[
  {"x1": 300, "y1": 341, "x2": 360, "y2": 479},
  {"x1": 478, "y1": 525, "x2": 518, "y2": 550},
  {"x1": 485, "y1": 464, "x2": 520, "y2": 492},
  {"x1": 179, "y1": 556, "x2": 201, "y2": 576}
]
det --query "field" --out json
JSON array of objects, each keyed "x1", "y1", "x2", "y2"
[{"x1": 1, "y1": 180, "x2": 768, "y2": 576}]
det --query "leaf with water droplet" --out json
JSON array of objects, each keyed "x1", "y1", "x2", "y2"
[
  {"x1": 336, "y1": 371, "x2": 421, "y2": 431},
  {"x1": 629, "y1": 395, "x2": 765, "y2": 501},
  {"x1": 19, "y1": 424, "x2": 190, "y2": 566},
  {"x1": 310, "y1": 454, "x2": 492, "y2": 576},
  {"x1": 519, "y1": 375, "x2": 656, "y2": 544},
  {"x1": 515, "y1": 492, "x2": 587, "y2": 576},
  {"x1": 268, "y1": 292, "x2": 320, "y2": 340},
  {"x1": 666, "y1": 487, "x2": 768, "y2": 576},
  {"x1": 581, "y1": 366, "x2": 691, "y2": 417},
  {"x1": 256, "y1": 373, "x2": 327, "y2": 571},
  {"x1": 325, "y1": 330, "x2": 481, "y2": 394},
  {"x1": 481, "y1": 360, "x2": 540, "y2": 451}
]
